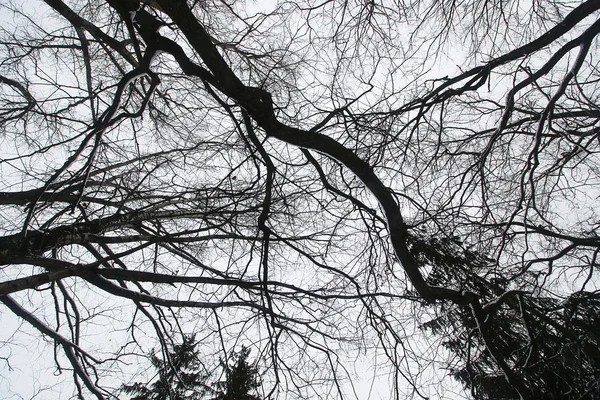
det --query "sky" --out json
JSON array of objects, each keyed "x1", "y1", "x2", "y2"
[{"x1": 1, "y1": 0, "x2": 598, "y2": 399}]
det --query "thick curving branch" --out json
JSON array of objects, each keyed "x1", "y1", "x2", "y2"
[{"x1": 153, "y1": 0, "x2": 470, "y2": 304}]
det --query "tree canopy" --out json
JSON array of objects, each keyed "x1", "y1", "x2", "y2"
[
  {"x1": 0, "y1": 0, "x2": 599, "y2": 399},
  {"x1": 210, "y1": 346, "x2": 261, "y2": 400},
  {"x1": 121, "y1": 335, "x2": 209, "y2": 400},
  {"x1": 120, "y1": 337, "x2": 261, "y2": 400}
]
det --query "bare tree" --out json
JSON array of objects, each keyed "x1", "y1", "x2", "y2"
[{"x1": 0, "y1": 0, "x2": 599, "y2": 398}]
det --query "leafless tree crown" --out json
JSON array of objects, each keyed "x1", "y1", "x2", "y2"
[{"x1": 0, "y1": 0, "x2": 599, "y2": 399}]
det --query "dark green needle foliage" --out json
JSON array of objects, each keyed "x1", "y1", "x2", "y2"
[
  {"x1": 210, "y1": 346, "x2": 261, "y2": 400},
  {"x1": 413, "y1": 236, "x2": 600, "y2": 399},
  {"x1": 121, "y1": 335, "x2": 209, "y2": 400}
]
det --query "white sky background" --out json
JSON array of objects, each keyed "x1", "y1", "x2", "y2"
[
  {"x1": 0, "y1": 0, "x2": 463, "y2": 396},
  {"x1": 0, "y1": 0, "x2": 599, "y2": 399}
]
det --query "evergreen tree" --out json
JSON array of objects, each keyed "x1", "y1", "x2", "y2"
[
  {"x1": 121, "y1": 335, "x2": 209, "y2": 400},
  {"x1": 413, "y1": 235, "x2": 600, "y2": 399},
  {"x1": 210, "y1": 346, "x2": 261, "y2": 400}
]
